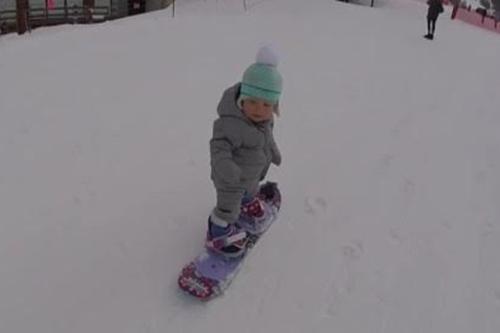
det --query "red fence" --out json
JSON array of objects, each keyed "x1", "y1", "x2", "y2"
[{"x1": 451, "y1": 6, "x2": 500, "y2": 34}]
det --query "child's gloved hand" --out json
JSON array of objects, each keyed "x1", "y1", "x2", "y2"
[{"x1": 241, "y1": 197, "x2": 265, "y2": 218}]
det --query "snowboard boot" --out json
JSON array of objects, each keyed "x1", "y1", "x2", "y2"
[
  {"x1": 259, "y1": 182, "x2": 281, "y2": 211},
  {"x1": 206, "y1": 216, "x2": 248, "y2": 258},
  {"x1": 238, "y1": 182, "x2": 281, "y2": 236}
]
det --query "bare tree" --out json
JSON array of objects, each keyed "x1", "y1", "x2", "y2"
[{"x1": 480, "y1": 0, "x2": 491, "y2": 10}]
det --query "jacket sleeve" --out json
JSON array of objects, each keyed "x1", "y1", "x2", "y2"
[
  {"x1": 269, "y1": 122, "x2": 282, "y2": 166},
  {"x1": 210, "y1": 118, "x2": 242, "y2": 185}
]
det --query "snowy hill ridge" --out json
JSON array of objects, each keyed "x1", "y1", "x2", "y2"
[{"x1": 1, "y1": 1, "x2": 499, "y2": 333}]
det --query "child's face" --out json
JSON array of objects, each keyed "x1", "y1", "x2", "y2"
[{"x1": 241, "y1": 98, "x2": 274, "y2": 123}]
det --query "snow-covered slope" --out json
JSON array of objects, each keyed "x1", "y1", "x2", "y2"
[{"x1": 1, "y1": 1, "x2": 499, "y2": 332}]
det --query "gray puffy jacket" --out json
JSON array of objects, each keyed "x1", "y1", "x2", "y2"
[{"x1": 210, "y1": 83, "x2": 281, "y2": 196}]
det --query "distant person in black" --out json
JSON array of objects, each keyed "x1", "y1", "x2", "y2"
[{"x1": 425, "y1": 0, "x2": 444, "y2": 40}]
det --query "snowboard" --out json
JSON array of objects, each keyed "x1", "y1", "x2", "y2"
[{"x1": 178, "y1": 183, "x2": 281, "y2": 301}]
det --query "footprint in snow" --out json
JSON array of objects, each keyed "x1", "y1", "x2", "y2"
[
  {"x1": 304, "y1": 196, "x2": 327, "y2": 216},
  {"x1": 341, "y1": 240, "x2": 364, "y2": 261}
]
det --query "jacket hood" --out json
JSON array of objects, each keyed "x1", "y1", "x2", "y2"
[{"x1": 217, "y1": 83, "x2": 247, "y2": 120}]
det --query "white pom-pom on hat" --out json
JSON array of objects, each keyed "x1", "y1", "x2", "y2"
[{"x1": 255, "y1": 44, "x2": 280, "y2": 67}]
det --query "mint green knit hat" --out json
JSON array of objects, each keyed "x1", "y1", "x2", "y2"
[{"x1": 240, "y1": 45, "x2": 283, "y2": 105}]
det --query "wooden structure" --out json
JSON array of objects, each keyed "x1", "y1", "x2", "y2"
[
  {"x1": 338, "y1": 0, "x2": 375, "y2": 7},
  {"x1": 1, "y1": 0, "x2": 114, "y2": 35}
]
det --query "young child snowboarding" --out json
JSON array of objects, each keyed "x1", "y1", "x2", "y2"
[
  {"x1": 178, "y1": 45, "x2": 284, "y2": 300},
  {"x1": 425, "y1": 0, "x2": 444, "y2": 40},
  {"x1": 206, "y1": 45, "x2": 283, "y2": 258}
]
